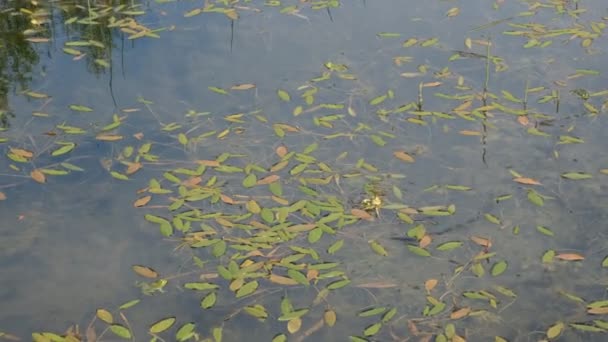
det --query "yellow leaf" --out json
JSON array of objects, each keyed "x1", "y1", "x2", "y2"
[
  {"x1": 546, "y1": 321, "x2": 564, "y2": 339},
  {"x1": 422, "y1": 81, "x2": 442, "y2": 88},
  {"x1": 464, "y1": 37, "x2": 472, "y2": 49},
  {"x1": 231, "y1": 83, "x2": 256, "y2": 90},
  {"x1": 459, "y1": 130, "x2": 482, "y2": 136},
  {"x1": 446, "y1": 7, "x2": 460, "y2": 17},
  {"x1": 287, "y1": 318, "x2": 301, "y2": 334},
  {"x1": 324, "y1": 310, "x2": 337, "y2": 327},
  {"x1": 96, "y1": 308, "x2": 113, "y2": 324},
  {"x1": 96, "y1": 134, "x2": 123, "y2": 141}
]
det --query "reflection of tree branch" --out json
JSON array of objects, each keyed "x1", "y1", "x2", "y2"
[{"x1": 0, "y1": 0, "x2": 42, "y2": 127}]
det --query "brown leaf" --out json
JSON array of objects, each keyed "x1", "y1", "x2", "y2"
[
  {"x1": 556, "y1": 253, "x2": 584, "y2": 261},
  {"x1": 133, "y1": 132, "x2": 144, "y2": 140},
  {"x1": 459, "y1": 130, "x2": 482, "y2": 136},
  {"x1": 470, "y1": 236, "x2": 492, "y2": 248},
  {"x1": 26, "y1": 37, "x2": 51, "y2": 43},
  {"x1": 125, "y1": 162, "x2": 142, "y2": 175},
  {"x1": 278, "y1": 123, "x2": 299, "y2": 132},
  {"x1": 220, "y1": 194, "x2": 235, "y2": 204},
  {"x1": 11, "y1": 148, "x2": 34, "y2": 159},
  {"x1": 450, "y1": 307, "x2": 471, "y2": 319},
  {"x1": 182, "y1": 176, "x2": 202, "y2": 187},
  {"x1": 231, "y1": 83, "x2": 256, "y2": 90},
  {"x1": 517, "y1": 115, "x2": 530, "y2": 126},
  {"x1": 31, "y1": 169, "x2": 46, "y2": 183},
  {"x1": 86, "y1": 324, "x2": 97, "y2": 342},
  {"x1": 407, "y1": 320, "x2": 420, "y2": 335},
  {"x1": 393, "y1": 150, "x2": 415, "y2": 163},
  {"x1": 276, "y1": 145, "x2": 288, "y2": 158},
  {"x1": 350, "y1": 208, "x2": 373, "y2": 221},
  {"x1": 196, "y1": 159, "x2": 221, "y2": 167},
  {"x1": 588, "y1": 306, "x2": 608, "y2": 315},
  {"x1": 422, "y1": 81, "x2": 442, "y2": 88},
  {"x1": 268, "y1": 274, "x2": 298, "y2": 285},
  {"x1": 257, "y1": 174, "x2": 280, "y2": 185},
  {"x1": 133, "y1": 195, "x2": 151, "y2": 207},
  {"x1": 424, "y1": 278, "x2": 438, "y2": 292},
  {"x1": 419, "y1": 234, "x2": 432, "y2": 248},
  {"x1": 0, "y1": 191, "x2": 6, "y2": 200},
  {"x1": 306, "y1": 269, "x2": 319, "y2": 281},
  {"x1": 131, "y1": 265, "x2": 158, "y2": 278},
  {"x1": 96, "y1": 134, "x2": 123, "y2": 141},
  {"x1": 513, "y1": 177, "x2": 541, "y2": 185}
]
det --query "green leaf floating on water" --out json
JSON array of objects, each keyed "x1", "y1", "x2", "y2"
[
  {"x1": 527, "y1": 189, "x2": 544, "y2": 207},
  {"x1": 242, "y1": 173, "x2": 257, "y2": 188},
  {"x1": 149, "y1": 316, "x2": 176, "y2": 334},
  {"x1": 363, "y1": 322, "x2": 383, "y2": 337},
  {"x1": 407, "y1": 245, "x2": 431, "y2": 257},
  {"x1": 201, "y1": 292, "x2": 217, "y2": 309},
  {"x1": 537, "y1": 225, "x2": 554, "y2": 236},
  {"x1": 176, "y1": 323, "x2": 196, "y2": 342},
  {"x1": 51, "y1": 142, "x2": 76, "y2": 157},
  {"x1": 491, "y1": 260, "x2": 508, "y2": 276},
  {"x1": 358, "y1": 307, "x2": 387, "y2": 317},
  {"x1": 369, "y1": 240, "x2": 388, "y2": 256},
  {"x1": 110, "y1": 324, "x2": 132, "y2": 339},
  {"x1": 236, "y1": 280, "x2": 259, "y2": 298},
  {"x1": 119, "y1": 299, "x2": 140, "y2": 310},
  {"x1": 561, "y1": 172, "x2": 593, "y2": 180},
  {"x1": 436, "y1": 241, "x2": 463, "y2": 251},
  {"x1": 277, "y1": 89, "x2": 291, "y2": 102},
  {"x1": 69, "y1": 104, "x2": 93, "y2": 112}
]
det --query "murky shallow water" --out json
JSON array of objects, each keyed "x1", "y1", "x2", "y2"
[{"x1": 1, "y1": 0, "x2": 608, "y2": 341}]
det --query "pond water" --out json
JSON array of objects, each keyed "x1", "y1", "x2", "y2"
[{"x1": 1, "y1": 0, "x2": 608, "y2": 341}]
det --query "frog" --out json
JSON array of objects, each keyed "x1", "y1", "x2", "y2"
[
  {"x1": 136, "y1": 279, "x2": 168, "y2": 295},
  {"x1": 358, "y1": 181, "x2": 386, "y2": 218}
]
